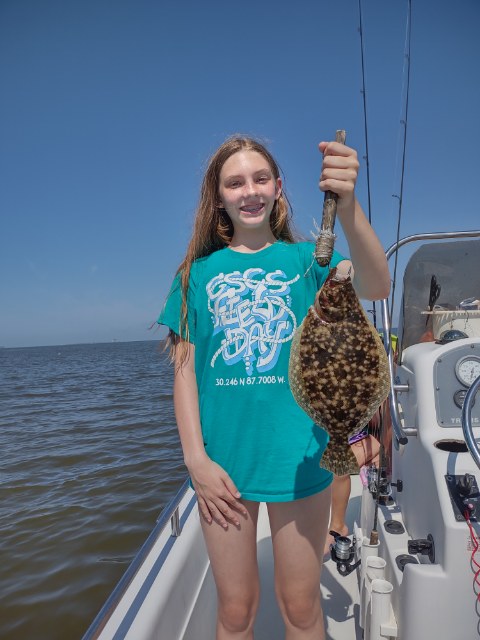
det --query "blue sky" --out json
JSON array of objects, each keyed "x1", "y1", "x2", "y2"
[{"x1": 1, "y1": 0, "x2": 479, "y2": 347}]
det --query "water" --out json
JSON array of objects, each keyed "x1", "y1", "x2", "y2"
[{"x1": 0, "y1": 341, "x2": 185, "y2": 640}]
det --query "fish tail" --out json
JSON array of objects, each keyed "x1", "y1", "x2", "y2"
[{"x1": 320, "y1": 441, "x2": 359, "y2": 476}]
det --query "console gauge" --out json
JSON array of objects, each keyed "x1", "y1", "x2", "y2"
[
  {"x1": 453, "y1": 389, "x2": 476, "y2": 409},
  {"x1": 455, "y1": 355, "x2": 480, "y2": 387}
]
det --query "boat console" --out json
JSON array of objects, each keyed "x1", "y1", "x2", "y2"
[{"x1": 349, "y1": 232, "x2": 480, "y2": 640}]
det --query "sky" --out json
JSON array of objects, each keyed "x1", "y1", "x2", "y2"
[{"x1": 1, "y1": 0, "x2": 479, "y2": 347}]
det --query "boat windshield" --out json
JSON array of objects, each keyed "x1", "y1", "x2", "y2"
[{"x1": 397, "y1": 239, "x2": 480, "y2": 361}]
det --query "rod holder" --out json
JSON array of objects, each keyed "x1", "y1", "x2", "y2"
[
  {"x1": 359, "y1": 537, "x2": 380, "y2": 629},
  {"x1": 369, "y1": 579, "x2": 396, "y2": 640}
]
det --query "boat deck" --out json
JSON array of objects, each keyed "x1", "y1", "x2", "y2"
[
  {"x1": 85, "y1": 475, "x2": 364, "y2": 640},
  {"x1": 183, "y1": 476, "x2": 364, "y2": 640},
  {"x1": 252, "y1": 476, "x2": 363, "y2": 639},
  {"x1": 321, "y1": 488, "x2": 363, "y2": 640}
]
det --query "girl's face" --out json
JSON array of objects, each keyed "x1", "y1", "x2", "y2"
[{"x1": 217, "y1": 150, "x2": 282, "y2": 236}]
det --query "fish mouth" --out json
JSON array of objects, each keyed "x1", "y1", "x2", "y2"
[
  {"x1": 329, "y1": 265, "x2": 353, "y2": 283},
  {"x1": 311, "y1": 304, "x2": 330, "y2": 324}
]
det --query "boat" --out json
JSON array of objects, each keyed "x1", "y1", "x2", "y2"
[{"x1": 82, "y1": 229, "x2": 480, "y2": 640}]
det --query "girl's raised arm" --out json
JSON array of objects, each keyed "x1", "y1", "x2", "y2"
[
  {"x1": 174, "y1": 340, "x2": 247, "y2": 529},
  {"x1": 319, "y1": 140, "x2": 390, "y2": 301}
]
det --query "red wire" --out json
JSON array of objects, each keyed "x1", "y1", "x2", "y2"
[{"x1": 465, "y1": 509, "x2": 480, "y2": 601}]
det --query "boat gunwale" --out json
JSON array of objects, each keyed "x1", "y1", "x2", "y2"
[{"x1": 81, "y1": 477, "x2": 192, "y2": 640}]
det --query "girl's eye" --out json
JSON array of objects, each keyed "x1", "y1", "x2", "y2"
[
  {"x1": 228, "y1": 181, "x2": 241, "y2": 188},
  {"x1": 257, "y1": 176, "x2": 269, "y2": 183}
]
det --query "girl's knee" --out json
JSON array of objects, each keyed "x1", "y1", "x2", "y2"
[
  {"x1": 218, "y1": 593, "x2": 259, "y2": 634},
  {"x1": 276, "y1": 587, "x2": 322, "y2": 631}
]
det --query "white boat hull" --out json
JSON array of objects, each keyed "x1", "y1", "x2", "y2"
[{"x1": 84, "y1": 477, "x2": 365, "y2": 640}]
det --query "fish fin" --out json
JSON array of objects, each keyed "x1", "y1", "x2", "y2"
[{"x1": 320, "y1": 442, "x2": 359, "y2": 476}]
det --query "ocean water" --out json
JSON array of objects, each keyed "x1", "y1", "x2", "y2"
[{"x1": 0, "y1": 341, "x2": 185, "y2": 640}]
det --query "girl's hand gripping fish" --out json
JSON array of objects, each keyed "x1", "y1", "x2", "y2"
[{"x1": 288, "y1": 263, "x2": 391, "y2": 476}]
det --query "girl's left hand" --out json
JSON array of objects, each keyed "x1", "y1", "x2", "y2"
[{"x1": 318, "y1": 141, "x2": 359, "y2": 209}]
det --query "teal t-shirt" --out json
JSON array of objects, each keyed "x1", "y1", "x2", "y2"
[{"x1": 158, "y1": 241, "x2": 345, "y2": 502}]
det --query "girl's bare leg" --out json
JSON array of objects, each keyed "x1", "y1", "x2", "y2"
[
  {"x1": 200, "y1": 499, "x2": 260, "y2": 640},
  {"x1": 323, "y1": 475, "x2": 350, "y2": 555},
  {"x1": 324, "y1": 436, "x2": 381, "y2": 555},
  {"x1": 267, "y1": 487, "x2": 332, "y2": 640}
]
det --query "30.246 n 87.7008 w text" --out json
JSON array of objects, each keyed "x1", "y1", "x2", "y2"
[{"x1": 215, "y1": 375, "x2": 286, "y2": 387}]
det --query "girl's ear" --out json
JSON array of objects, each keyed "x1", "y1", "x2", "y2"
[{"x1": 275, "y1": 177, "x2": 282, "y2": 199}]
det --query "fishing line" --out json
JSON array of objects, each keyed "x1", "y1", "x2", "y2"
[
  {"x1": 357, "y1": 0, "x2": 377, "y2": 329},
  {"x1": 389, "y1": 0, "x2": 413, "y2": 323},
  {"x1": 390, "y1": 10, "x2": 411, "y2": 216},
  {"x1": 358, "y1": 0, "x2": 372, "y2": 227}
]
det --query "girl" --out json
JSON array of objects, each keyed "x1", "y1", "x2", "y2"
[{"x1": 158, "y1": 135, "x2": 390, "y2": 639}]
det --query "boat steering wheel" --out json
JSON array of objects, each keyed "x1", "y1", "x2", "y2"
[{"x1": 462, "y1": 374, "x2": 480, "y2": 471}]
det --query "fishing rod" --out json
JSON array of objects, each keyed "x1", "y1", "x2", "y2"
[
  {"x1": 331, "y1": 0, "x2": 415, "y2": 564},
  {"x1": 389, "y1": 0, "x2": 413, "y2": 324},
  {"x1": 357, "y1": 0, "x2": 377, "y2": 330},
  {"x1": 370, "y1": 0, "x2": 413, "y2": 546},
  {"x1": 357, "y1": 4, "x2": 391, "y2": 543},
  {"x1": 350, "y1": 0, "x2": 389, "y2": 549}
]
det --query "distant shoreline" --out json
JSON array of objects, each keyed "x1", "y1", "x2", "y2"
[
  {"x1": 0, "y1": 337, "x2": 165, "y2": 350},
  {"x1": 2, "y1": 328, "x2": 399, "y2": 351}
]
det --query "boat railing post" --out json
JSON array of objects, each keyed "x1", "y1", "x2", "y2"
[
  {"x1": 171, "y1": 507, "x2": 182, "y2": 537},
  {"x1": 381, "y1": 297, "x2": 409, "y2": 447}
]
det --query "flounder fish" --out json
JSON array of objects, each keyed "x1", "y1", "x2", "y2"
[{"x1": 289, "y1": 265, "x2": 390, "y2": 476}]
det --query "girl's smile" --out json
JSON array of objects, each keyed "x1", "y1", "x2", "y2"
[{"x1": 218, "y1": 150, "x2": 282, "y2": 240}]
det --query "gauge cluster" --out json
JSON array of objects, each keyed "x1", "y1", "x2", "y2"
[
  {"x1": 455, "y1": 355, "x2": 480, "y2": 387},
  {"x1": 434, "y1": 344, "x2": 480, "y2": 427}
]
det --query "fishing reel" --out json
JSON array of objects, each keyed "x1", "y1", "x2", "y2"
[
  {"x1": 330, "y1": 533, "x2": 360, "y2": 577},
  {"x1": 366, "y1": 465, "x2": 392, "y2": 502}
]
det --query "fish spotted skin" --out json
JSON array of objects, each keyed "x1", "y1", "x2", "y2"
[{"x1": 289, "y1": 268, "x2": 390, "y2": 476}]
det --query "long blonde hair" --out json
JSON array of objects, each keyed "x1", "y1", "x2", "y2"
[{"x1": 168, "y1": 135, "x2": 298, "y2": 364}]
